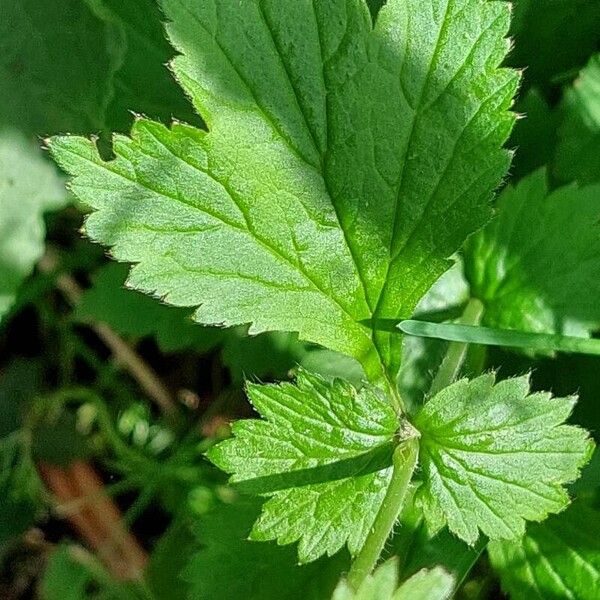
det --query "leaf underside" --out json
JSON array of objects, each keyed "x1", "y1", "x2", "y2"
[{"x1": 50, "y1": 0, "x2": 518, "y2": 383}]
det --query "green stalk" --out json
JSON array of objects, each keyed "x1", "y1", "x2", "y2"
[
  {"x1": 347, "y1": 437, "x2": 419, "y2": 591},
  {"x1": 427, "y1": 298, "x2": 484, "y2": 397}
]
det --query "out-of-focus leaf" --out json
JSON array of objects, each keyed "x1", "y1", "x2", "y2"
[
  {"x1": 41, "y1": 545, "x2": 132, "y2": 600},
  {"x1": 555, "y1": 54, "x2": 600, "y2": 185},
  {"x1": 0, "y1": 0, "x2": 120, "y2": 136},
  {"x1": 83, "y1": 0, "x2": 199, "y2": 131},
  {"x1": 0, "y1": 436, "x2": 42, "y2": 543},
  {"x1": 511, "y1": 89, "x2": 558, "y2": 179},
  {"x1": 76, "y1": 263, "x2": 224, "y2": 353},
  {"x1": 508, "y1": 0, "x2": 600, "y2": 90},
  {"x1": 147, "y1": 517, "x2": 196, "y2": 600},
  {"x1": 489, "y1": 501, "x2": 600, "y2": 600},
  {"x1": 0, "y1": 131, "x2": 67, "y2": 323},
  {"x1": 183, "y1": 498, "x2": 347, "y2": 600},
  {"x1": 221, "y1": 329, "x2": 305, "y2": 383},
  {"x1": 464, "y1": 169, "x2": 600, "y2": 338}
]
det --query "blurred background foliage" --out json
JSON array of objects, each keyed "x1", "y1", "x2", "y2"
[{"x1": 0, "y1": 0, "x2": 599, "y2": 598}]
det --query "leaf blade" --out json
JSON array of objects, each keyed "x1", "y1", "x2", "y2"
[
  {"x1": 206, "y1": 369, "x2": 400, "y2": 563},
  {"x1": 414, "y1": 374, "x2": 593, "y2": 545},
  {"x1": 50, "y1": 0, "x2": 518, "y2": 381}
]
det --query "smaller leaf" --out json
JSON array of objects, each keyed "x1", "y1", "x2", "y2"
[
  {"x1": 414, "y1": 373, "x2": 593, "y2": 545},
  {"x1": 332, "y1": 559, "x2": 453, "y2": 600},
  {"x1": 489, "y1": 501, "x2": 600, "y2": 600},
  {"x1": 207, "y1": 369, "x2": 401, "y2": 563}
]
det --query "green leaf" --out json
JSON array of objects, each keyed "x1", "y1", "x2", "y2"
[
  {"x1": 82, "y1": 0, "x2": 200, "y2": 132},
  {"x1": 463, "y1": 169, "x2": 600, "y2": 338},
  {"x1": 0, "y1": 130, "x2": 67, "y2": 323},
  {"x1": 332, "y1": 559, "x2": 454, "y2": 600},
  {"x1": 207, "y1": 369, "x2": 401, "y2": 562},
  {"x1": 0, "y1": 0, "x2": 120, "y2": 136},
  {"x1": 76, "y1": 263, "x2": 224, "y2": 353},
  {"x1": 488, "y1": 501, "x2": 600, "y2": 600},
  {"x1": 184, "y1": 498, "x2": 347, "y2": 600},
  {"x1": 507, "y1": 0, "x2": 600, "y2": 90},
  {"x1": 50, "y1": 0, "x2": 517, "y2": 382},
  {"x1": 41, "y1": 545, "x2": 131, "y2": 600},
  {"x1": 414, "y1": 373, "x2": 593, "y2": 545},
  {"x1": 510, "y1": 89, "x2": 558, "y2": 180},
  {"x1": 41, "y1": 546, "x2": 96, "y2": 600},
  {"x1": 555, "y1": 54, "x2": 600, "y2": 185},
  {"x1": 147, "y1": 517, "x2": 196, "y2": 600},
  {"x1": 221, "y1": 328, "x2": 306, "y2": 383}
]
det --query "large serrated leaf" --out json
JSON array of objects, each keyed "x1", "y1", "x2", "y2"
[{"x1": 50, "y1": 0, "x2": 517, "y2": 383}]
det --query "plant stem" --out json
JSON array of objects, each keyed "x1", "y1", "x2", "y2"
[
  {"x1": 428, "y1": 298, "x2": 484, "y2": 397},
  {"x1": 347, "y1": 437, "x2": 419, "y2": 590}
]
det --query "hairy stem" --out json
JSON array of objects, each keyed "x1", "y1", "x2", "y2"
[
  {"x1": 347, "y1": 437, "x2": 419, "y2": 590},
  {"x1": 428, "y1": 298, "x2": 484, "y2": 397}
]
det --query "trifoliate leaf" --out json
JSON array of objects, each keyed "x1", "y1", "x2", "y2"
[
  {"x1": 332, "y1": 559, "x2": 453, "y2": 600},
  {"x1": 207, "y1": 369, "x2": 401, "y2": 563},
  {"x1": 50, "y1": 0, "x2": 517, "y2": 383},
  {"x1": 414, "y1": 373, "x2": 593, "y2": 545},
  {"x1": 184, "y1": 498, "x2": 346, "y2": 600},
  {"x1": 555, "y1": 54, "x2": 600, "y2": 185},
  {"x1": 463, "y1": 169, "x2": 600, "y2": 338},
  {"x1": 0, "y1": 130, "x2": 67, "y2": 323},
  {"x1": 0, "y1": 0, "x2": 120, "y2": 136},
  {"x1": 488, "y1": 501, "x2": 600, "y2": 600}
]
